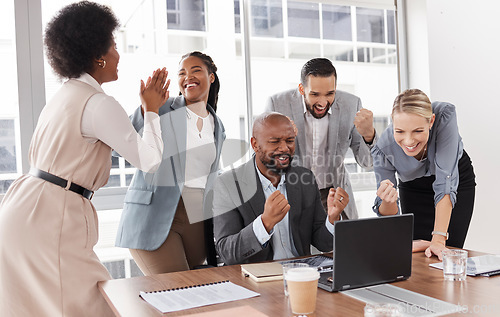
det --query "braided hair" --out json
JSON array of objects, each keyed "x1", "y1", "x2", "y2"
[{"x1": 180, "y1": 51, "x2": 220, "y2": 112}]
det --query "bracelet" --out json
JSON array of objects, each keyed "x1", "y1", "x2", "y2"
[{"x1": 431, "y1": 231, "x2": 449, "y2": 240}]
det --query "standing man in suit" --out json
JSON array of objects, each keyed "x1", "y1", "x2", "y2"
[
  {"x1": 266, "y1": 58, "x2": 376, "y2": 220},
  {"x1": 213, "y1": 112, "x2": 349, "y2": 265}
]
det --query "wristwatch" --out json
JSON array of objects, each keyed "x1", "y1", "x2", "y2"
[{"x1": 431, "y1": 231, "x2": 449, "y2": 240}]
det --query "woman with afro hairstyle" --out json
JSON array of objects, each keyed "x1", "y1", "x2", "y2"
[{"x1": 0, "y1": 1, "x2": 169, "y2": 316}]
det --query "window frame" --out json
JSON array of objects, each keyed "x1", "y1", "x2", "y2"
[{"x1": 2, "y1": 0, "x2": 408, "y2": 209}]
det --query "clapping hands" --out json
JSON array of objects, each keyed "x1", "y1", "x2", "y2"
[{"x1": 140, "y1": 68, "x2": 170, "y2": 114}]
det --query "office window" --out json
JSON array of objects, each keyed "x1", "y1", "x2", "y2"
[
  {"x1": 0, "y1": 121, "x2": 16, "y2": 173},
  {"x1": 38, "y1": 0, "x2": 248, "y2": 189},
  {"x1": 10, "y1": 0, "x2": 401, "y2": 274},
  {"x1": 322, "y1": 5, "x2": 352, "y2": 41},
  {"x1": 387, "y1": 10, "x2": 396, "y2": 45},
  {"x1": 249, "y1": 2, "x2": 398, "y2": 115},
  {"x1": 234, "y1": 0, "x2": 241, "y2": 33},
  {"x1": 251, "y1": 0, "x2": 283, "y2": 38},
  {"x1": 324, "y1": 43, "x2": 354, "y2": 61},
  {"x1": 356, "y1": 7, "x2": 384, "y2": 43},
  {"x1": 166, "y1": 0, "x2": 206, "y2": 31},
  {"x1": 0, "y1": 0, "x2": 20, "y2": 194},
  {"x1": 0, "y1": 120, "x2": 16, "y2": 194},
  {"x1": 287, "y1": 1, "x2": 320, "y2": 39},
  {"x1": 374, "y1": 116, "x2": 390, "y2": 136}
]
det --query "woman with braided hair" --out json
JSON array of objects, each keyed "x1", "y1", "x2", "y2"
[{"x1": 116, "y1": 51, "x2": 226, "y2": 274}]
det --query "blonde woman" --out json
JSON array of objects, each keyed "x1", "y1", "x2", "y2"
[{"x1": 372, "y1": 89, "x2": 475, "y2": 260}]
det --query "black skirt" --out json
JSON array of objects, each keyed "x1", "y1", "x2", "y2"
[{"x1": 398, "y1": 150, "x2": 476, "y2": 248}]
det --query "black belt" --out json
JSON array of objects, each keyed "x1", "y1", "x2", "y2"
[{"x1": 29, "y1": 168, "x2": 94, "y2": 200}]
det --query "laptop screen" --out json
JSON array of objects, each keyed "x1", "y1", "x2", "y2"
[{"x1": 326, "y1": 214, "x2": 414, "y2": 292}]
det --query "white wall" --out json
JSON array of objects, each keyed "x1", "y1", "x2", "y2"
[{"x1": 405, "y1": 0, "x2": 500, "y2": 253}]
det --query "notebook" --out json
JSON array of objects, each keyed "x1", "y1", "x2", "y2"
[
  {"x1": 241, "y1": 254, "x2": 334, "y2": 282},
  {"x1": 241, "y1": 262, "x2": 284, "y2": 282},
  {"x1": 318, "y1": 214, "x2": 414, "y2": 292}
]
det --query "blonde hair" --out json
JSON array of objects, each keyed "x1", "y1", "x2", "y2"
[{"x1": 392, "y1": 89, "x2": 433, "y2": 122}]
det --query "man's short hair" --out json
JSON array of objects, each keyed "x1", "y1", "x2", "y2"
[{"x1": 300, "y1": 58, "x2": 337, "y2": 86}]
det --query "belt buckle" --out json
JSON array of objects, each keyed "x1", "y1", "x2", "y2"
[{"x1": 88, "y1": 191, "x2": 94, "y2": 200}]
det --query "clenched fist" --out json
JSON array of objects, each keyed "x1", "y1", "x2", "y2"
[
  {"x1": 354, "y1": 108, "x2": 375, "y2": 143},
  {"x1": 261, "y1": 191, "x2": 290, "y2": 233},
  {"x1": 326, "y1": 187, "x2": 349, "y2": 224},
  {"x1": 376, "y1": 179, "x2": 399, "y2": 215}
]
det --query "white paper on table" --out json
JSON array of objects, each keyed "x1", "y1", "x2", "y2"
[
  {"x1": 139, "y1": 281, "x2": 260, "y2": 313},
  {"x1": 429, "y1": 254, "x2": 500, "y2": 276}
]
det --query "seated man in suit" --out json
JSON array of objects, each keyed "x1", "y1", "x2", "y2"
[{"x1": 213, "y1": 112, "x2": 349, "y2": 265}]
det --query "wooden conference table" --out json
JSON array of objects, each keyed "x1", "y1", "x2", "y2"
[{"x1": 98, "y1": 250, "x2": 500, "y2": 316}]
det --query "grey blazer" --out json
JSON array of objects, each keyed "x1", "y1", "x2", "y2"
[
  {"x1": 115, "y1": 95, "x2": 225, "y2": 251},
  {"x1": 265, "y1": 88, "x2": 375, "y2": 219},
  {"x1": 213, "y1": 157, "x2": 333, "y2": 265}
]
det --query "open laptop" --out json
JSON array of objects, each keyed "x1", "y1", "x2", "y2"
[{"x1": 318, "y1": 213, "x2": 413, "y2": 292}]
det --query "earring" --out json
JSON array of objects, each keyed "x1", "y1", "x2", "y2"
[{"x1": 98, "y1": 60, "x2": 107, "y2": 68}]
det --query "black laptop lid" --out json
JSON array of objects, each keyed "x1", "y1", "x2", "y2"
[{"x1": 332, "y1": 214, "x2": 414, "y2": 292}]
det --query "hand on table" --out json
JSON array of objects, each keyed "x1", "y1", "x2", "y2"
[
  {"x1": 412, "y1": 239, "x2": 431, "y2": 253},
  {"x1": 425, "y1": 241, "x2": 448, "y2": 261}
]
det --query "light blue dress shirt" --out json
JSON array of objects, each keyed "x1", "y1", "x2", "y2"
[
  {"x1": 252, "y1": 162, "x2": 335, "y2": 260},
  {"x1": 371, "y1": 102, "x2": 463, "y2": 215}
]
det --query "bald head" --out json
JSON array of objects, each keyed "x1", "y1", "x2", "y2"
[
  {"x1": 251, "y1": 112, "x2": 297, "y2": 177},
  {"x1": 252, "y1": 112, "x2": 295, "y2": 139}
]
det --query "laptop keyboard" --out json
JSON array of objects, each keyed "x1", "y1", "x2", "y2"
[
  {"x1": 319, "y1": 271, "x2": 333, "y2": 286},
  {"x1": 280, "y1": 254, "x2": 333, "y2": 268},
  {"x1": 280, "y1": 255, "x2": 334, "y2": 290}
]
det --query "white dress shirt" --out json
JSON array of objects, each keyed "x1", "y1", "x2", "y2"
[{"x1": 302, "y1": 98, "x2": 332, "y2": 189}]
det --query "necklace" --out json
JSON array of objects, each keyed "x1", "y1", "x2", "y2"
[{"x1": 418, "y1": 144, "x2": 428, "y2": 161}]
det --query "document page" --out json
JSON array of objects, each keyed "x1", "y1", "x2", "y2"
[
  {"x1": 429, "y1": 254, "x2": 500, "y2": 276},
  {"x1": 140, "y1": 281, "x2": 260, "y2": 313}
]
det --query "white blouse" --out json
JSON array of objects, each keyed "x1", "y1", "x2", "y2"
[
  {"x1": 78, "y1": 73, "x2": 163, "y2": 173},
  {"x1": 184, "y1": 106, "x2": 216, "y2": 188}
]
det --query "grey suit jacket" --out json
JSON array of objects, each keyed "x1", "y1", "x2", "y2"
[
  {"x1": 265, "y1": 88, "x2": 375, "y2": 219},
  {"x1": 213, "y1": 157, "x2": 333, "y2": 265},
  {"x1": 115, "y1": 95, "x2": 225, "y2": 251}
]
